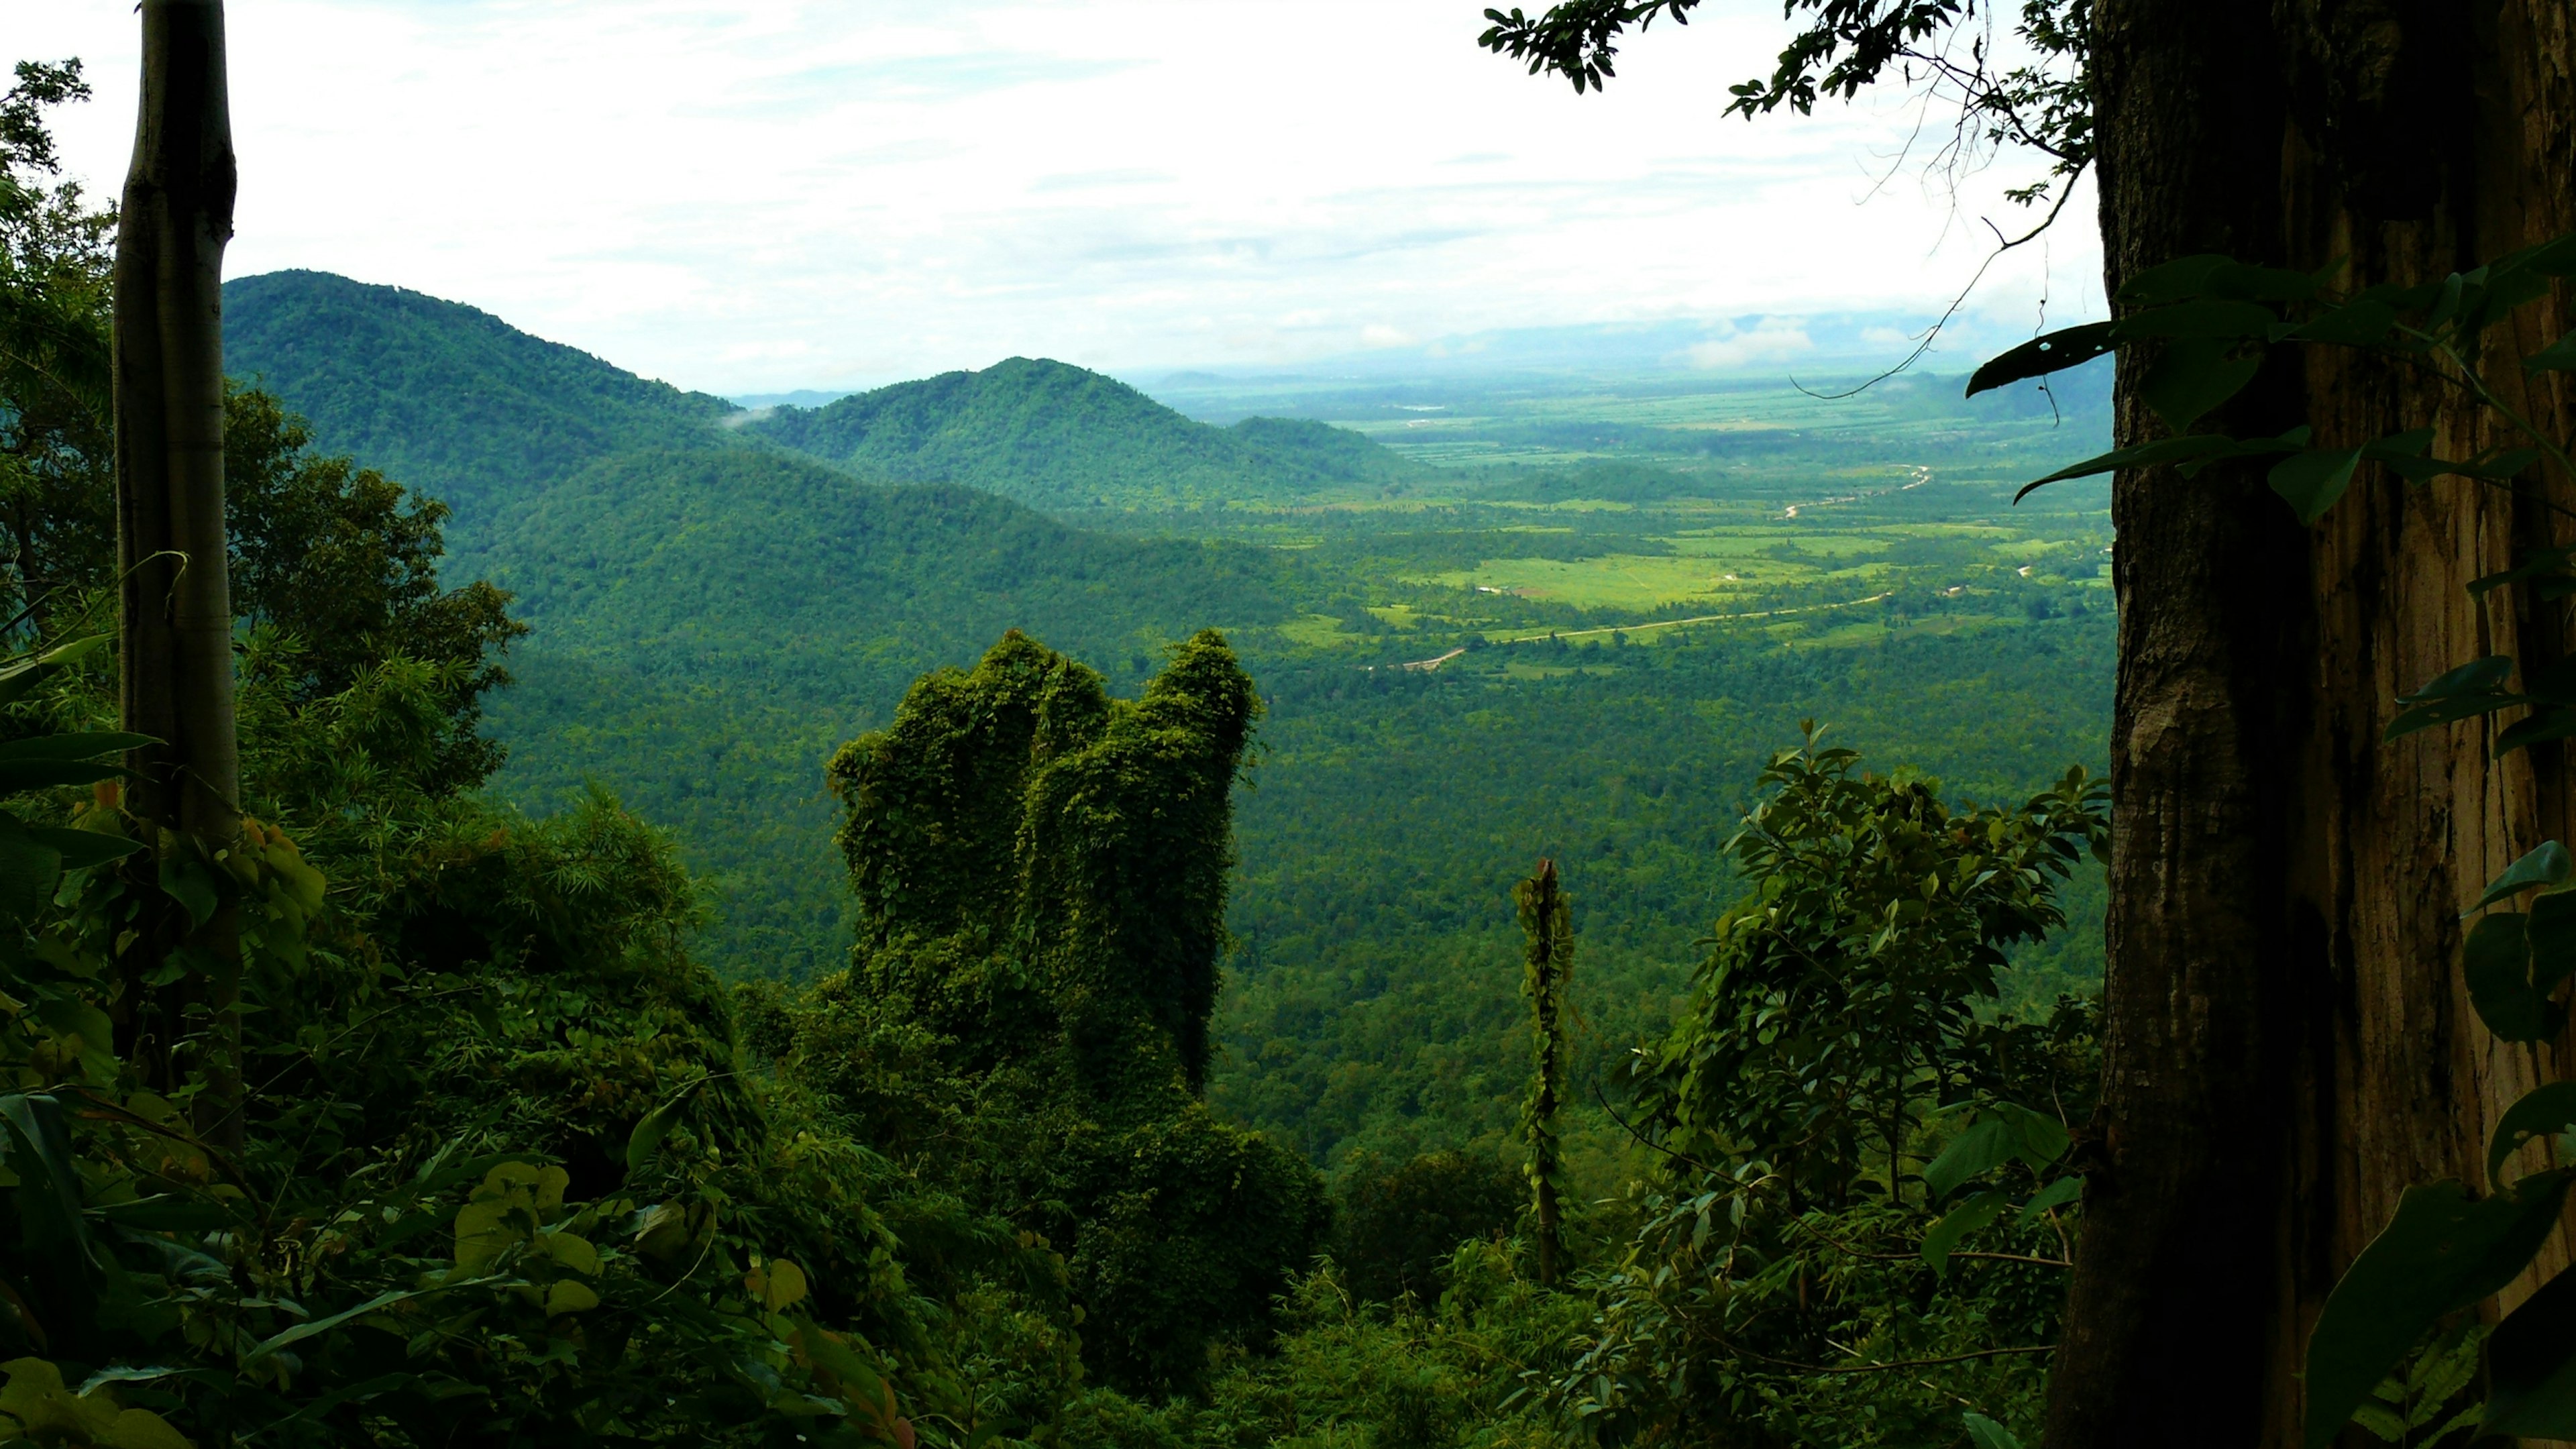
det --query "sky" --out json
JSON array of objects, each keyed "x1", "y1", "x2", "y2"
[{"x1": 18, "y1": 0, "x2": 2104, "y2": 397}]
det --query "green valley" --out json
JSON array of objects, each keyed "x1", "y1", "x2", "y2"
[{"x1": 220, "y1": 270, "x2": 2116, "y2": 1175}]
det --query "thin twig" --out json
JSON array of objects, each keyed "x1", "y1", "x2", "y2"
[
  {"x1": 1790, "y1": 171, "x2": 2088, "y2": 402},
  {"x1": 1737, "y1": 1340, "x2": 2055, "y2": 1375},
  {"x1": 1589, "y1": 1070, "x2": 1716, "y2": 1175}
]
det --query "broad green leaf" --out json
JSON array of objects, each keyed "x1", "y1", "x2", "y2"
[
  {"x1": 101, "y1": 1407, "x2": 193, "y2": 1449},
  {"x1": 1923, "y1": 1191, "x2": 2008, "y2": 1273},
  {"x1": 2465, "y1": 912, "x2": 2562, "y2": 1042},
  {"x1": 2483, "y1": 1267, "x2": 2576, "y2": 1436},
  {"x1": 34, "y1": 827, "x2": 141, "y2": 871},
  {"x1": 32, "y1": 998, "x2": 115, "y2": 1078},
  {"x1": 0, "y1": 1358, "x2": 120, "y2": 1442},
  {"x1": 2204, "y1": 260, "x2": 2326, "y2": 303},
  {"x1": 0, "y1": 636, "x2": 107, "y2": 709},
  {"x1": 760, "y1": 1258, "x2": 809, "y2": 1311},
  {"x1": 624, "y1": 1079, "x2": 704, "y2": 1180},
  {"x1": 2012, "y1": 435, "x2": 2252, "y2": 502},
  {"x1": 2406, "y1": 657, "x2": 2514, "y2": 702},
  {"x1": 2473, "y1": 547, "x2": 2576, "y2": 598},
  {"x1": 2387, "y1": 693, "x2": 2521, "y2": 742},
  {"x1": 2447, "y1": 445, "x2": 2544, "y2": 481},
  {"x1": 2139, "y1": 337, "x2": 2261, "y2": 432},
  {"x1": 2118, "y1": 254, "x2": 2235, "y2": 307},
  {"x1": 2268, "y1": 448, "x2": 2362, "y2": 523},
  {"x1": 2387, "y1": 656, "x2": 2522, "y2": 741},
  {"x1": 2491, "y1": 1082, "x2": 2576, "y2": 1185},
  {"x1": 157, "y1": 855, "x2": 219, "y2": 930},
  {"x1": 2525, "y1": 328, "x2": 2576, "y2": 373},
  {"x1": 2116, "y1": 299, "x2": 2279, "y2": 341},
  {"x1": 0, "y1": 760, "x2": 122, "y2": 794},
  {"x1": 2528, "y1": 891, "x2": 2576, "y2": 991},
  {"x1": 1961, "y1": 1411, "x2": 2023, "y2": 1449},
  {"x1": 0, "y1": 814, "x2": 61, "y2": 926},
  {"x1": 539, "y1": 1229, "x2": 599, "y2": 1277},
  {"x1": 2302, "y1": 1171, "x2": 2575, "y2": 1449},
  {"x1": 1994, "y1": 1102, "x2": 2070, "y2": 1165},
  {"x1": 0, "y1": 733, "x2": 152, "y2": 765},
  {"x1": 1966, "y1": 322, "x2": 2115, "y2": 395},
  {"x1": 2473, "y1": 841, "x2": 2571, "y2": 910},
  {"x1": 544, "y1": 1281, "x2": 600, "y2": 1316},
  {"x1": 2495, "y1": 706, "x2": 2576, "y2": 758},
  {"x1": 1924, "y1": 1116, "x2": 2013, "y2": 1199},
  {"x1": 2290, "y1": 299, "x2": 2399, "y2": 347},
  {"x1": 2021, "y1": 1175, "x2": 2083, "y2": 1219},
  {"x1": 2351, "y1": 428, "x2": 2445, "y2": 489},
  {"x1": 0, "y1": 1097, "x2": 93, "y2": 1269}
]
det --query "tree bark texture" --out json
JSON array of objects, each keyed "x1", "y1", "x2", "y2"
[
  {"x1": 112, "y1": 0, "x2": 241, "y2": 1144},
  {"x1": 2047, "y1": 2, "x2": 2576, "y2": 1445}
]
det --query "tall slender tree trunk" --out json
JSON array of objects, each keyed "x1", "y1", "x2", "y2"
[
  {"x1": 2046, "y1": 3, "x2": 2576, "y2": 1444},
  {"x1": 1518, "y1": 858, "x2": 1572, "y2": 1287},
  {"x1": 112, "y1": 0, "x2": 242, "y2": 1150}
]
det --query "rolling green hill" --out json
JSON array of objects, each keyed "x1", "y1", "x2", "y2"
[
  {"x1": 741, "y1": 356, "x2": 1425, "y2": 511},
  {"x1": 222, "y1": 270, "x2": 739, "y2": 513}
]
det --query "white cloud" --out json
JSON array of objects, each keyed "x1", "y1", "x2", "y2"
[
  {"x1": 1682, "y1": 319, "x2": 1816, "y2": 370},
  {"x1": 17, "y1": 0, "x2": 2105, "y2": 393}
]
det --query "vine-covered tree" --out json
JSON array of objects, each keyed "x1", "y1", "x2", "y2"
[
  {"x1": 1515, "y1": 856, "x2": 1572, "y2": 1287},
  {"x1": 816, "y1": 629, "x2": 1326, "y2": 1393}
]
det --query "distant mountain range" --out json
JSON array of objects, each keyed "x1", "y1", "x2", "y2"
[
  {"x1": 219, "y1": 268, "x2": 1345, "y2": 977},
  {"x1": 737, "y1": 360, "x2": 1422, "y2": 509},
  {"x1": 224, "y1": 270, "x2": 1425, "y2": 519}
]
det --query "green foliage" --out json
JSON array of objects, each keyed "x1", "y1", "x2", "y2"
[
  {"x1": 1065, "y1": 1245, "x2": 1587, "y2": 1449},
  {"x1": 741, "y1": 358, "x2": 1421, "y2": 512},
  {"x1": 797, "y1": 630, "x2": 1326, "y2": 1397},
  {"x1": 1330, "y1": 1150, "x2": 1521, "y2": 1305},
  {"x1": 223, "y1": 387, "x2": 525, "y2": 795},
  {"x1": 1219, "y1": 619, "x2": 2114, "y2": 1172},
  {"x1": 0, "y1": 626, "x2": 1083, "y2": 1447},
  {"x1": 1553, "y1": 741, "x2": 2106, "y2": 1446},
  {"x1": 0, "y1": 59, "x2": 112, "y2": 640}
]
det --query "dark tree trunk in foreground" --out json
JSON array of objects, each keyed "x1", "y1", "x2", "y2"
[
  {"x1": 113, "y1": 0, "x2": 242, "y2": 1148},
  {"x1": 2048, "y1": 2, "x2": 2576, "y2": 1444}
]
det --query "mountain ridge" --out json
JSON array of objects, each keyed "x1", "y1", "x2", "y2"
[
  {"x1": 741, "y1": 355, "x2": 1424, "y2": 510},
  {"x1": 223, "y1": 270, "x2": 739, "y2": 515}
]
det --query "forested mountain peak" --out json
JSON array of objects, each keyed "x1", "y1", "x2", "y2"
[
  {"x1": 741, "y1": 353, "x2": 1421, "y2": 510},
  {"x1": 222, "y1": 269, "x2": 739, "y2": 511}
]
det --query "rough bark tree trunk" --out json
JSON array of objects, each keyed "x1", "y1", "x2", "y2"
[
  {"x1": 2046, "y1": 2, "x2": 2576, "y2": 1444},
  {"x1": 112, "y1": 0, "x2": 242, "y2": 1150}
]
